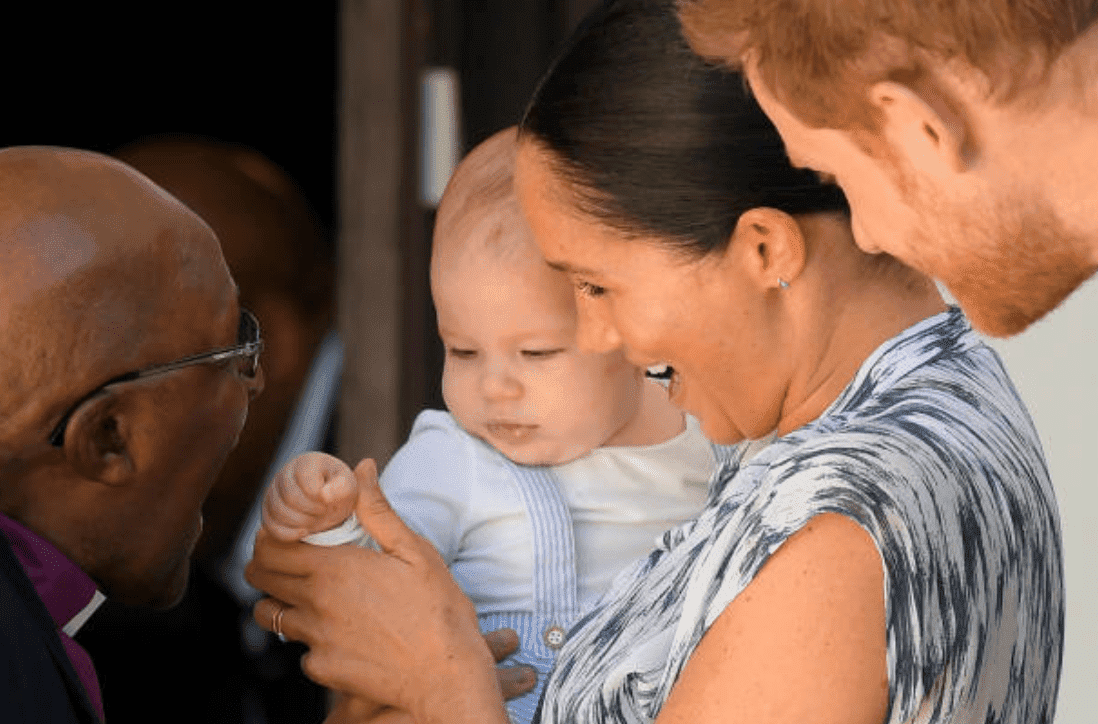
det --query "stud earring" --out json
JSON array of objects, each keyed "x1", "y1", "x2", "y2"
[{"x1": 778, "y1": 278, "x2": 790, "y2": 289}]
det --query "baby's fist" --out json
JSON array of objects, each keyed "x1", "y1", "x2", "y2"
[{"x1": 263, "y1": 452, "x2": 358, "y2": 541}]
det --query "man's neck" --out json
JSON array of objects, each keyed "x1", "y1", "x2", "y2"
[{"x1": 0, "y1": 513, "x2": 102, "y2": 632}]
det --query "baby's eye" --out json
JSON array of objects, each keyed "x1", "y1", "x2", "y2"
[
  {"x1": 575, "y1": 280, "x2": 607, "y2": 298},
  {"x1": 521, "y1": 348, "x2": 564, "y2": 359},
  {"x1": 446, "y1": 347, "x2": 477, "y2": 360}
]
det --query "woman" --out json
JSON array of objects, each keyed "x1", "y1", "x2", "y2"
[{"x1": 247, "y1": 1, "x2": 1063, "y2": 722}]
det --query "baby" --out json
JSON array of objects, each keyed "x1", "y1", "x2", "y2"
[{"x1": 262, "y1": 127, "x2": 718, "y2": 724}]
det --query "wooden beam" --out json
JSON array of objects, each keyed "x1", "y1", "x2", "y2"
[{"x1": 337, "y1": 0, "x2": 422, "y2": 467}]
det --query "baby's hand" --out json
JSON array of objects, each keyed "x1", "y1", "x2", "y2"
[{"x1": 263, "y1": 452, "x2": 358, "y2": 542}]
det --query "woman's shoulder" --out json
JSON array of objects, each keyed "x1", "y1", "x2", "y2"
[
  {"x1": 703, "y1": 386, "x2": 1060, "y2": 638},
  {"x1": 833, "y1": 308, "x2": 1040, "y2": 454},
  {"x1": 767, "y1": 310, "x2": 1050, "y2": 517},
  {"x1": 739, "y1": 395, "x2": 1054, "y2": 562},
  {"x1": 695, "y1": 383, "x2": 1063, "y2": 722}
]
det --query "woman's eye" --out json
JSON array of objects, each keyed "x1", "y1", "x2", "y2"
[
  {"x1": 576, "y1": 280, "x2": 607, "y2": 298},
  {"x1": 447, "y1": 347, "x2": 477, "y2": 360},
  {"x1": 521, "y1": 348, "x2": 564, "y2": 359}
]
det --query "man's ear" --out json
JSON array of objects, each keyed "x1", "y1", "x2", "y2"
[
  {"x1": 63, "y1": 392, "x2": 135, "y2": 485},
  {"x1": 869, "y1": 80, "x2": 971, "y2": 175},
  {"x1": 729, "y1": 207, "x2": 806, "y2": 290}
]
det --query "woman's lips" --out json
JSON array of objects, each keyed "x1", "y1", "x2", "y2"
[{"x1": 486, "y1": 422, "x2": 538, "y2": 443}]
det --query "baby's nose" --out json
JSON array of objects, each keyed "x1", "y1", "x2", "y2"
[{"x1": 479, "y1": 363, "x2": 523, "y2": 400}]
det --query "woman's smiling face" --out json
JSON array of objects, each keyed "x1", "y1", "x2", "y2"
[{"x1": 514, "y1": 142, "x2": 788, "y2": 444}]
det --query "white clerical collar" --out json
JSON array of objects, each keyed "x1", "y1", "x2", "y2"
[{"x1": 62, "y1": 590, "x2": 106, "y2": 637}]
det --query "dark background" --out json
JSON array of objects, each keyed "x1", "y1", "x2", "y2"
[
  {"x1": 0, "y1": 5, "x2": 340, "y2": 232},
  {"x1": 1, "y1": 0, "x2": 593, "y2": 421}
]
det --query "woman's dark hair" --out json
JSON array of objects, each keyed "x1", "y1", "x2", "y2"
[{"x1": 519, "y1": 0, "x2": 849, "y2": 257}]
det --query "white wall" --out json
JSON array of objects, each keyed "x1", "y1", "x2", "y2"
[{"x1": 981, "y1": 278, "x2": 1098, "y2": 723}]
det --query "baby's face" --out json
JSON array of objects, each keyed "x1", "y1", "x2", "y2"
[{"x1": 435, "y1": 251, "x2": 642, "y2": 466}]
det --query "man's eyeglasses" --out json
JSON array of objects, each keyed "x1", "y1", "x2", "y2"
[{"x1": 48, "y1": 308, "x2": 263, "y2": 447}]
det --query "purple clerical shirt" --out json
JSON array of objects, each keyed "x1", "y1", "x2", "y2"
[{"x1": 0, "y1": 513, "x2": 106, "y2": 722}]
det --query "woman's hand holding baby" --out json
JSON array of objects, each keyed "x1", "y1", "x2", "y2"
[
  {"x1": 263, "y1": 451, "x2": 359, "y2": 542},
  {"x1": 248, "y1": 459, "x2": 511, "y2": 724},
  {"x1": 323, "y1": 628, "x2": 532, "y2": 724}
]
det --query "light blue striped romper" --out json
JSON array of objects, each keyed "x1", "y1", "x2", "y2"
[
  {"x1": 374, "y1": 411, "x2": 716, "y2": 724},
  {"x1": 535, "y1": 308, "x2": 1064, "y2": 724},
  {"x1": 480, "y1": 462, "x2": 584, "y2": 724}
]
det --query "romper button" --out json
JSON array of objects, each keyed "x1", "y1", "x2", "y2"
[{"x1": 543, "y1": 625, "x2": 566, "y2": 649}]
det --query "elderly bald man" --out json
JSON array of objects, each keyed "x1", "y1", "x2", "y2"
[{"x1": 0, "y1": 146, "x2": 263, "y2": 723}]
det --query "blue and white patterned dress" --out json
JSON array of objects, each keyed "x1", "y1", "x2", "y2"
[{"x1": 536, "y1": 308, "x2": 1063, "y2": 724}]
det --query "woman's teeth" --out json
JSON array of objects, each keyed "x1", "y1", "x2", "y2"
[{"x1": 645, "y1": 363, "x2": 673, "y2": 380}]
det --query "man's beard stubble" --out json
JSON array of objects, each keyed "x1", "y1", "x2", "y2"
[{"x1": 908, "y1": 175, "x2": 1096, "y2": 337}]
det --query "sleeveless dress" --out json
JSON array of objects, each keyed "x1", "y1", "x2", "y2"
[{"x1": 536, "y1": 308, "x2": 1063, "y2": 724}]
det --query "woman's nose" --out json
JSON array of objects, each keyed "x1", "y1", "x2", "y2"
[{"x1": 574, "y1": 298, "x2": 623, "y2": 354}]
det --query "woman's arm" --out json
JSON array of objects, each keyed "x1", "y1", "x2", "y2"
[
  {"x1": 655, "y1": 513, "x2": 889, "y2": 724},
  {"x1": 246, "y1": 460, "x2": 510, "y2": 724},
  {"x1": 321, "y1": 631, "x2": 535, "y2": 724}
]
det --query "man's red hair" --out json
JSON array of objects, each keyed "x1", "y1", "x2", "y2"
[{"x1": 678, "y1": 0, "x2": 1098, "y2": 130}]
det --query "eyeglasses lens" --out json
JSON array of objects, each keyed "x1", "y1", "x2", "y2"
[{"x1": 238, "y1": 310, "x2": 261, "y2": 378}]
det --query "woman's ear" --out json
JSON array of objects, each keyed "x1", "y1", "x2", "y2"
[
  {"x1": 868, "y1": 80, "x2": 970, "y2": 175},
  {"x1": 63, "y1": 392, "x2": 135, "y2": 486},
  {"x1": 730, "y1": 207, "x2": 806, "y2": 290}
]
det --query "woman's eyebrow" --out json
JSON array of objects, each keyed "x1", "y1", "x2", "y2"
[{"x1": 545, "y1": 259, "x2": 600, "y2": 276}]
